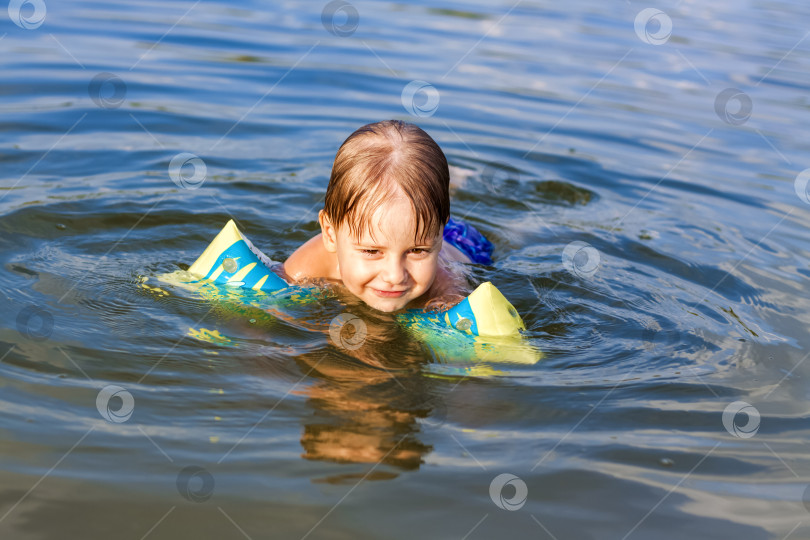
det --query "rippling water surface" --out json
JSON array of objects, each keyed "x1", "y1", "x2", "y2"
[{"x1": 2, "y1": 1, "x2": 810, "y2": 538}]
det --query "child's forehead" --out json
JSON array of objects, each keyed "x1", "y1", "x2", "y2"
[
  {"x1": 344, "y1": 207, "x2": 439, "y2": 244},
  {"x1": 349, "y1": 228, "x2": 440, "y2": 246},
  {"x1": 339, "y1": 182, "x2": 443, "y2": 243},
  {"x1": 358, "y1": 191, "x2": 414, "y2": 226}
]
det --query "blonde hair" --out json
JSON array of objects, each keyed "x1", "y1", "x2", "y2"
[{"x1": 323, "y1": 120, "x2": 449, "y2": 243}]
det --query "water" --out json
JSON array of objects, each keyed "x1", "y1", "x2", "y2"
[{"x1": 2, "y1": 0, "x2": 810, "y2": 538}]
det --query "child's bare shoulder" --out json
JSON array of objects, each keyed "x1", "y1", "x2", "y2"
[
  {"x1": 283, "y1": 234, "x2": 338, "y2": 281},
  {"x1": 419, "y1": 247, "x2": 472, "y2": 310},
  {"x1": 441, "y1": 241, "x2": 471, "y2": 264}
]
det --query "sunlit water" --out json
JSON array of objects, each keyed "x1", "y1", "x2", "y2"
[{"x1": 2, "y1": 0, "x2": 810, "y2": 538}]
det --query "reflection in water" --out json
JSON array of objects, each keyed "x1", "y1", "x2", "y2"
[
  {"x1": 300, "y1": 379, "x2": 433, "y2": 472},
  {"x1": 294, "y1": 331, "x2": 439, "y2": 478}
]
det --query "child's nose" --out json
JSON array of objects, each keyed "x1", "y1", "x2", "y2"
[{"x1": 381, "y1": 256, "x2": 407, "y2": 285}]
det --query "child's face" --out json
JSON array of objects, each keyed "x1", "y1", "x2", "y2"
[{"x1": 320, "y1": 195, "x2": 442, "y2": 312}]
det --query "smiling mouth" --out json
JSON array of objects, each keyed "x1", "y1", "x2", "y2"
[{"x1": 372, "y1": 288, "x2": 407, "y2": 298}]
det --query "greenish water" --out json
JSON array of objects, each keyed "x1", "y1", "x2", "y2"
[{"x1": 2, "y1": 1, "x2": 810, "y2": 538}]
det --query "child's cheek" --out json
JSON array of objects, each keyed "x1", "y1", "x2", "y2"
[
  {"x1": 350, "y1": 254, "x2": 376, "y2": 281},
  {"x1": 413, "y1": 255, "x2": 439, "y2": 281}
]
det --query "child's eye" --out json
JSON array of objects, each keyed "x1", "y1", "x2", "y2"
[
  {"x1": 409, "y1": 248, "x2": 430, "y2": 255},
  {"x1": 360, "y1": 249, "x2": 379, "y2": 256}
]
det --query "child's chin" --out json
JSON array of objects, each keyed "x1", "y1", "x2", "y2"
[
  {"x1": 363, "y1": 295, "x2": 409, "y2": 313},
  {"x1": 366, "y1": 300, "x2": 406, "y2": 313}
]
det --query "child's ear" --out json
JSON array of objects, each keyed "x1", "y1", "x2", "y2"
[{"x1": 319, "y1": 210, "x2": 338, "y2": 253}]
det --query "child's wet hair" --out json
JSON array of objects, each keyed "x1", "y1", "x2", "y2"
[{"x1": 323, "y1": 120, "x2": 450, "y2": 243}]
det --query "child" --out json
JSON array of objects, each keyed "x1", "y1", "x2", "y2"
[{"x1": 283, "y1": 120, "x2": 493, "y2": 313}]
